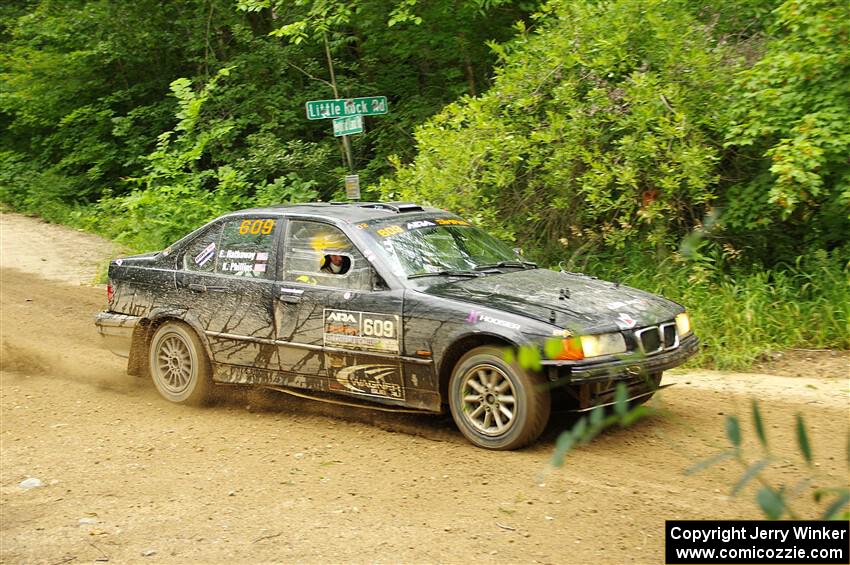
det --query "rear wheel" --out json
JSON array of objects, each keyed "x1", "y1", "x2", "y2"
[
  {"x1": 449, "y1": 346, "x2": 550, "y2": 450},
  {"x1": 148, "y1": 321, "x2": 212, "y2": 405}
]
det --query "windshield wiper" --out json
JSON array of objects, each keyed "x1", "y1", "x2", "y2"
[
  {"x1": 408, "y1": 270, "x2": 483, "y2": 279},
  {"x1": 473, "y1": 261, "x2": 537, "y2": 271}
]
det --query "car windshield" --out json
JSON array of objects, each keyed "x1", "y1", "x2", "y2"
[{"x1": 365, "y1": 219, "x2": 530, "y2": 278}]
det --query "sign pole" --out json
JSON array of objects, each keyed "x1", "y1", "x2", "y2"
[{"x1": 322, "y1": 32, "x2": 354, "y2": 173}]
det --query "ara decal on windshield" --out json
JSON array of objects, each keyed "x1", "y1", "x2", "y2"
[
  {"x1": 406, "y1": 220, "x2": 436, "y2": 230},
  {"x1": 330, "y1": 363, "x2": 404, "y2": 400},
  {"x1": 434, "y1": 218, "x2": 469, "y2": 226},
  {"x1": 323, "y1": 309, "x2": 400, "y2": 353},
  {"x1": 466, "y1": 310, "x2": 521, "y2": 330}
]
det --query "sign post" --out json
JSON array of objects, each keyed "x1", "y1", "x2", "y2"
[
  {"x1": 305, "y1": 95, "x2": 388, "y2": 200},
  {"x1": 345, "y1": 174, "x2": 361, "y2": 201}
]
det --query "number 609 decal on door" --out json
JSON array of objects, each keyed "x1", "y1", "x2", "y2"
[{"x1": 323, "y1": 309, "x2": 400, "y2": 353}]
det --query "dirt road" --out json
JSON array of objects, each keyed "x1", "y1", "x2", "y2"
[{"x1": 1, "y1": 212, "x2": 848, "y2": 564}]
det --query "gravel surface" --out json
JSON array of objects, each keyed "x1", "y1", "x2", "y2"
[{"x1": 1, "y1": 211, "x2": 847, "y2": 564}]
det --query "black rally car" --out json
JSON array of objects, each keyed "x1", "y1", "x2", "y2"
[{"x1": 96, "y1": 202, "x2": 698, "y2": 449}]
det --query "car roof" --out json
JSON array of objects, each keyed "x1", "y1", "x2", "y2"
[{"x1": 222, "y1": 201, "x2": 448, "y2": 224}]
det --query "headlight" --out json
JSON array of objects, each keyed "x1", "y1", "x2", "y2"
[
  {"x1": 580, "y1": 332, "x2": 627, "y2": 358},
  {"x1": 675, "y1": 312, "x2": 692, "y2": 337},
  {"x1": 547, "y1": 332, "x2": 626, "y2": 360}
]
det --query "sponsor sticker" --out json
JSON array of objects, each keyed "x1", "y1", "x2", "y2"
[
  {"x1": 323, "y1": 309, "x2": 400, "y2": 353},
  {"x1": 607, "y1": 298, "x2": 649, "y2": 311},
  {"x1": 194, "y1": 242, "x2": 216, "y2": 267},
  {"x1": 466, "y1": 310, "x2": 521, "y2": 331},
  {"x1": 331, "y1": 363, "x2": 404, "y2": 400},
  {"x1": 615, "y1": 312, "x2": 637, "y2": 329},
  {"x1": 434, "y1": 218, "x2": 469, "y2": 226}
]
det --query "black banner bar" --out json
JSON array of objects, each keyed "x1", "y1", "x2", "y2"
[{"x1": 666, "y1": 520, "x2": 849, "y2": 564}]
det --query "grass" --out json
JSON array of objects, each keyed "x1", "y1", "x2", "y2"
[{"x1": 578, "y1": 250, "x2": 850, "y2": 370}]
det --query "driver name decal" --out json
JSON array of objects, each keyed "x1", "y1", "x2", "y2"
[{"x1": 323, "y1": 309, "x2": 400, "y2": 353}]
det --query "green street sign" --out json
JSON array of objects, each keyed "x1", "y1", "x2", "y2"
[
  {"x1": 306, "y1": 96, "x2": 388, "y2": 120},
  {"x1": 333, "y1": 115, "x2": 363, "y2": 137}
]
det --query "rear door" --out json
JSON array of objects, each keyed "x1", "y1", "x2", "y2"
[{"x1": 178, "y1": 216, "x2": 282, "y2": 383}]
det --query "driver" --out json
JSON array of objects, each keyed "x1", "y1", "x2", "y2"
[{"x1": 321, "y1": 254, "x2": 351, "y2": 275}]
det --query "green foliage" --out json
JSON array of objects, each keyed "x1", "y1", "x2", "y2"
[
  {"x1": 724, "y1": 0, "x2": 850, "y2": 233},
  {"x1": 381, "y1": 0, "x2": 848, "y2": 269},
  {"x1": 383, "y1": 0, "x2": 732, "y2": 251},
  {"x1": 81, "y1": 70, "x2": 321, "y2": 251},
  {"x1": 1, "y1": 0, "x2": 539, "y2": 248},
  {"x1": 690, "y1": 401, "x2": 849, "y2": 520}
]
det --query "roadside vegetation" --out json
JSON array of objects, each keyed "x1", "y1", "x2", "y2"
[{"x1": 1, "y1": 0, "x2": 848, "y2": 369}]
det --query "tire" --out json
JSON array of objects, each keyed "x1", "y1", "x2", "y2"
[
  {"x1": 148, "y1": 321, "x2": 212, "y2": 405},
  {"x1": 449, "y1": 346, "x2": 550, "y2": 450}
]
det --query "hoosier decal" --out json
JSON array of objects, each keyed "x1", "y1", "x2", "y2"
[{"x1": 323, "y1": 309, "x2": 400, "y2": 353}]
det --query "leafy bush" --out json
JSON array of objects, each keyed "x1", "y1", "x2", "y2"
[{"x1": 382, "y1": 0, "x2": 733, "y2": 254}]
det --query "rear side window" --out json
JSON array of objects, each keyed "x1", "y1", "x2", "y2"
[
  {"x1": 216, "y1": 218, "x2": 278, "y2": 278},
  {"x1": 183, "y1": 218, "x2": 279, "y2": 278},
  {"x1": 184, "y1": 225, "x2": 223, "y2": 273}
]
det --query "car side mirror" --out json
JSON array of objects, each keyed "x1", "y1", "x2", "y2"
[
  {"x1": 372, "y1": 270, "x2": 390, "y2": 291},
  {"x1": 513, "y1": 247, "x2": 524, "y2": 257}
]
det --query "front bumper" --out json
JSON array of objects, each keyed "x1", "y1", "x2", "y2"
[
  {"x1": 542, "y1": 333, "x2": 700, "y2": 383},
  {"x1": 94, "y1": 311, "x2": 141, "y2": 358}
]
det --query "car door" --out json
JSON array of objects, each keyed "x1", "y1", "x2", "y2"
[
  {"x1": 178, "y1": 215, "x2": 282, "y2": 384},
  {"x1": 273, "y1": 219, "x2": 408, "y2": 406}
]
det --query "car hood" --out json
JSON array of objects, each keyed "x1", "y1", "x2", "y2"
[{"x1": 420, "y1": 268, "x2": 682, "y2": 333}]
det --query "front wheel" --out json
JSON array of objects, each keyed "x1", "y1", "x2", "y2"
[
  {"x1": 148, "y1": 321, "x2": 212, "y2": 405},
  {"x1": 449, "y1": 346, "x2": 550, "y2": 450}
]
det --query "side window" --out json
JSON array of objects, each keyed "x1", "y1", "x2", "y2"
[
  {"x1": 215, "y1": 218, "x2": 278, "y2": 278},
  {"x1": 184, "y1": 224, "x2": 223, "y2": 273},
  {"x1": 283, "y1": 220, "x2": 370, "y2": 290}
]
